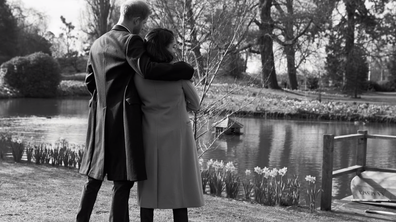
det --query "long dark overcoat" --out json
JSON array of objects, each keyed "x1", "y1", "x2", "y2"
[{"x1": 79, "y1": 25, "x2": 194, "y2": 181}]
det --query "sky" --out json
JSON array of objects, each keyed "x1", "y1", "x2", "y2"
[{"x1": 11, "y1": 0, "x2": 85, "y2": 35}]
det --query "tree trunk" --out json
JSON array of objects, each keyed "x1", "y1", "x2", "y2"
[
  {"x1": 344, "y1": 0, "x2": 356, "y2": 85},
  {"x1": 284, "y1": 0, "x2": 298, "y2": 89},
  {"x1": 99, "y1": 0, "x2": 110, "y2": 37},
  {"x1": 285, "y1": 44, "x2": 297, "y2": 89},
  {"x1": 259, "y1": 0, "x2": 280, "y2": 89}
]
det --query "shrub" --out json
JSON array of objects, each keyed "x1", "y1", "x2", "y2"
[
  {"x1": 219, "y1": 53, "x2": 246, "y2": 79},
  {"x1": 2, "y1": 52, "x2": 61, "y2": 97},
  {"x1": 377, "y1": 80, "x2": 396, "y2": 92},
  {"x1": 364, "y1": 80, "x2": 381, "y2": 91},
  {"x1": 306, "y1": 76, "x2": 319, "y2": 90}
]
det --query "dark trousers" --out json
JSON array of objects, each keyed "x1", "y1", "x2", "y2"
[
  {"x1": 76, "y1": 177, "x2": 134, "y2": 222},
  {"x1": 140, "y1": 208, "x2": 188, "y2": 222}
]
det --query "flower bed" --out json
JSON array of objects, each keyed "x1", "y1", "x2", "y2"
[
  {"x1": 200, "y1": 159, "x2": 319, "y2": 211},
  {"x1": 0, "y1": 136, "x2": 322, "y2": 212}
]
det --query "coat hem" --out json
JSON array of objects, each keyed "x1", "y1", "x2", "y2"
[{"x1": 138, "y1": 203, "x2": 205, "y2": 209}]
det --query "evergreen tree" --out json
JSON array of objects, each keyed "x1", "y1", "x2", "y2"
[
  {"x1": 344, "y1": 46, "x2": 368, "y2": 98},
  {"x1": 0, "y1": 0, "x2": 18, "y2": 64}
]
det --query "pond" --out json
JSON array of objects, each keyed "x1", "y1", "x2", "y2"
[{"x1": 1, "y1": 98, "x2": 396, "y2": 202}]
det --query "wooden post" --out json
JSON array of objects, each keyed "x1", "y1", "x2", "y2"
[
  {"x1": 356, "y1": 130, "x2": 368, "y2": 168},
  {"x1": 321, "y1": 134, "x2": 334, "y2": 211}
]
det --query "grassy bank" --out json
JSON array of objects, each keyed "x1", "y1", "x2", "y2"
[
  {"x1": 199, "y1": 83, "x2": 396, "y2": 123},
  {"x1": 0, "y1": 161, "x2": 381, "y2": 222}
]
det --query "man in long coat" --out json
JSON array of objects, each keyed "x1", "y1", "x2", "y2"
[{"x1": 76, "y1": 1, "x2": 194, "y2": 222}]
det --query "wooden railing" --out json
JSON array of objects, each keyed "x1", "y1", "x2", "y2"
[{"x1": 320, "y1": 130, "x2": 396, "y2": 211}]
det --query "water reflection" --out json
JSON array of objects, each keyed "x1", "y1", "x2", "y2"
[
  {"x1": 0, "y1": 98, "x2": 88, "y2": 118},
  {"x1": 1, "y1": 98, "x2": 396, "y2": 200}
]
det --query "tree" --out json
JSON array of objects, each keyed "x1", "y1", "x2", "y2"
[
  {"x1": 8, "y1": 1, "x2": 52, "y2": 57},
  {"x1": 148, "y1": 0, "x2": 259, "y2": 155},
  {"x1": 0, "y1": 0, "x2": 18, "y2": 64},
  {"x1": 325, "y1": 0, "x2": 388, "y2": 94},
  {"x1": 255, "y1": 0, "x2": 280, "y2": 89},
  {"x1": 60, "y1": 16, "x2": 76, "y2": 55},
  {"x1": 344, "y1": 46, "x2": 368, "y2": 98},
  {"x1": 81, "y1": 0, "x2": 118, "y2": 42},
  {"x1": 148, "y1": 0, "x2": 256, "y2": 84},
  {"x1": 58, "y1": 16, "x2": 83, "y2": 73},
  {"x1": 269, "y1": 0, "x2": 315, "y2": 89}
]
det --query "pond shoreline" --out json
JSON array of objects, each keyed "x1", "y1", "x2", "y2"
[
  {"x1": 231, "y1": 110, "x2": 396, "y2": 124},
  {"x1": 1, "y1": 82, "x2": 396, "y2": 124}
]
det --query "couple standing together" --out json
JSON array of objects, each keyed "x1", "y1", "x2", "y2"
[{"x1": 75, "y1": 0, "x2": 204, "y2": 221}]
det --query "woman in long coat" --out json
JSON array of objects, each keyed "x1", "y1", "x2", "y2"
[{"x1": 134, "y1": 28, "x2": 204, "y2": 222}]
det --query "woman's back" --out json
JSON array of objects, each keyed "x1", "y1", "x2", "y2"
[
  {"x1": 134, "y1": 76, "x2": 190, "y2": 127},
  {"x1": 135, "y1": 74, "x2": 203, "y2": 209},
  {"x1": 134, "y1": 27, "x2": 204, "y2": 211}
]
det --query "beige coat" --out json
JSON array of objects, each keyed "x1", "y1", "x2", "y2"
[{"x1": 135, "y1": 75, "x2": 204, "y2": 209}]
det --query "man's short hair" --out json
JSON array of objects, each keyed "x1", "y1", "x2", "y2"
[{"x1": 120, "y1": 0, "x2": 151, "y2": 21}]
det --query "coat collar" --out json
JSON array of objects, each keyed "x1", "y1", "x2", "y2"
[{"x1": 112, "y1": 24, "x2": 131, "y2": 33}]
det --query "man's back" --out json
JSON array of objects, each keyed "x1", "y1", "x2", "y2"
[
  {"x1": 82, "y1": 26, "x2": 146, "y2": 182},
  {"x1": 89, "y1": 28, "x2": 141, "y2": 109}
]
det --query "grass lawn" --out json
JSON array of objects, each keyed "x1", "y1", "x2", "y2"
[{"x1": 0, "y1": 161, "x2": 387, "y2": 222}]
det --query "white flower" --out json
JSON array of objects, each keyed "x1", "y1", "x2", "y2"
[
  {"x1": 213, "y1": 160, "x2": 224, "y2": 171},
  {"x1": 198, "y1": 158, "x2": 204, "y2": 167},
  {"x1": 263, "y1": 167, "x2": 270, "y2": 178},
  {"x1": 305, "y1": 175, "x2": 316, "y2": 183},
  {"x1": 245, "y1": 169, "x2": 251, "y2": 176},
  {"x1": 17, "y1": 138, "x2": 22, "y2": 144},
  {"x1": 254, "y1": 166, "x2": 263, "y2": 175},
  {"x1": 278, "y1": 167, "x2": 287, "y2": 176},
  {"x1": 225, "y1": 161, "x2": 236, "y2": 173},
  {"x1": 263, "y1": 167, "x2": 270, "y2": 175},
  {"x1": 207, "y1": 159, "x2": 214, "y2": 168},
  {"x1": 269, "y1": 168, "x2": 278, "y2": 178}
]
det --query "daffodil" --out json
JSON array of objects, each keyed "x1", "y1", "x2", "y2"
[
  {"x1": 278, "y1": 167, "x2": 287, "y2": 176},
  {"x1": 245, "y1": 169, "x2": 251, "y2": 176}
]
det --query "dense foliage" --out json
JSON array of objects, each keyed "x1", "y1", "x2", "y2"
[
  {"x1": 0, "y1": 0, "x2": 18, "y2": 64},
  {"x1": 220, "y1": 52, "x2": 247, "y2": 78},
  {"x1": 344, "y1": 46, "x2": 369, "y2": 97},
  {"x1": 2, "y1": 52, "x2": 61, "y2": 97}
]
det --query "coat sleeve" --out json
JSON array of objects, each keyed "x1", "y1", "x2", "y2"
[
  {"x1": 126, "y1": 35, "x2": 194, "y2": 81},
  {"x1": 182, "y1": 80, "x2": 200, "y2": 112}
]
